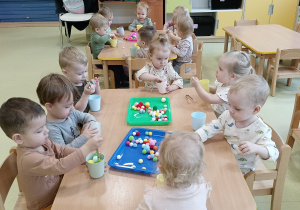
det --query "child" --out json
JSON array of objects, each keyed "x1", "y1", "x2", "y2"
[
  {"x1": 136, "y1": 32, "x2": 183, "y2": 93},
  {"x1": 196, "y1": 75, "x2": 279, "y2": 175},
  {"x1": 136, "y1": 131, "x2": 211, "y2": 210},
  {"x1": 98, "y1": 6, "x2": 118, "y2": 36},
  {"x1": 59, "y1": 46, "x2": 100, "y2": 113},
  {"x1": 191, "y1": 51, "x2": 255, "y2": 118},
  {"x1": 129, "y1": 2, "x2": 153, "y2": 32},
  {"x1": 171, "y1": 16, "x2": 194, "y2": 74},
  {"x1": 163, "y1": 5, "x2": 189, "y2": 32},
  {"x1": 90, "y1": 13, "x2": 128, "y2": 88},
  {"x1": 136, "y1": 26, "x2": 156, "y2": 58},
  {"x1": 0, "y1": 97, "x2": 103, "y2": 210},
  {"x1": 36, "y1": 73, "x2": 99, "y2": 148}
]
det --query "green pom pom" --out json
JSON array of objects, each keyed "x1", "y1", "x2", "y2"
[
  {"x1": 153, "y1": 157, "x2": 158, "y2": 162},
  {"x1": 142, "y1": 149, "x2": 147, "y2": 154},
  {"x1": 129, "y1": 136, "x2": 134, "y2": 141},
  {"x1": 153, "y1": 106, "x2": 158, "y2": 111}
]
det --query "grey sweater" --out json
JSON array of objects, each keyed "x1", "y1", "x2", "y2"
[
  {"x1": 128, "y1": 18, "x2": 153, "y2": 31},
  {"x1": 47, "y1": 109, "x2": 96, "y2": 148}
]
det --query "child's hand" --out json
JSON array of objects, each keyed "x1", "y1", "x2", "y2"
[
  {"x1": 122, "y1": 55, "x2": 130, "y2": 64},
  {"x1": 190, "y1": 77, "x2": 200, "y2": 88},
  {"x1": 80, "y1": 134, "x2": 103, "y2": 156},
  {"x1": 155, "y1": 77, "x2": 163, "y2": 83},
  {"x1": 132, "y1": 28, "x2": 137, "y2": 32},
  {"x1": 238, "y1": 141, "x2": 259, "y2": 156},
  {"x1": 166, "y1": 84, "x2": 173, "y2": 93},
  {"x1": 110, "y1": 33, "x2": 116, "y2": 39},
  {"x1": 92, "y1": 77, "x2": 101, "y2": 89},
  {"x1": 82, "y1": 122, "x2": 99, "y2": 139},
  {"x1": 83, "y1": 82, "x2": 96, "y2": 95}
]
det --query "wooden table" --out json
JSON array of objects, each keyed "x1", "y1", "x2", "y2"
[
  {"x1": 51, "y1": 88, "x2": 256, "y2": 210},
  {"x1": 98, "y1": 31, "x2": 177, "y2": 89},
  {"x1": 223, "y1": 24, "x2": 300, "y2": 76}
]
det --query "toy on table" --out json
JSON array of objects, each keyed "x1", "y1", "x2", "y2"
[
  {"x1": 134, "y1": 43, "x2": 140, "y2": 49},
  {"x1": 124, "y1": 32, "x2": 138, "y2": 41},
  {"x1": 108, "y1": 127, "x2": 166, "y2": 174},
  {"x1": 127, "y1": 97, "x2": 172, "y2": 126},
  {"x1": 87, "y1": 80, "x2": 95, "y2": 89}
]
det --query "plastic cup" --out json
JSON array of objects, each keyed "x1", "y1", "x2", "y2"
[
  {"x1": 156, "y1": 174, "x2": 164, "y2": 187},
  {"x1": 199, "y1": 79, "x2": 210, "y2": 93},
  {"x1": 137, "y1": 25, "x2": 143, "y2": 31},
  {"x1": 89, "y1": 95, "x2": 101, "y2": 112},
  {"x1": 191, "y1": 112, "x2": 206, "y2": 131},
  {"x1": 86, "y1": 153, "x2": 105, "y2": 179},
  {"x1": 117, "y1": 26, "x2": 125, "y2": 36},
  {"x1": 89, "y1": 121, "x2": 101, "y2": 135},
  {"x1": 110, "y1": 38, "x2": 118, "y2": 47},
  {"x1": 130, "y1": 46, "x2": 139, "y2": 58},
  {"x1": 156, "y1": 80, "x2": 167, "y2": 94}
]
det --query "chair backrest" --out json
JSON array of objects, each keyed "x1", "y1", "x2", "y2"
[
  {"x1": 0, "y1": 147, "x2": 18, "y2": 209},
  {"x1": 128, "y1": 58, "x2": 148, "y2": 88},
  {"x1": 230, "y1": 36, "x2": 242, "y2": 51},
  {"x1": 287, "y1": 92, "x2": 300, "y2": 147},
  {"x1": 86, "y1": 42, "x2": 102, "y2": 81},
  {"x1": 234, "y1": 19, "x2": 259, "y2": 26},
  {"x1": 295, "y1": 22, "x2": 300, "y2": 32},
  {"x1": 272, "y1": 48, "x2": 300, "y2": 71},
  {"x1": 244, "y1": 124, "x2": 291, "y2": 210}
]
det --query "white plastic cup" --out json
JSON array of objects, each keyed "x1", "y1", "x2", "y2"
[
  {"x1": 86, "y1": 153, "x2": 105, "y2": 179},
  {"x1": 89, "y1": 121, "x2": 101, "y2": 135},
  {"x1": 191, "y1": 112, "x2": 206, "y2": 131},
  {"x1": 117, "y1": 26, "x2": 125, "y2": 36},
  {"x1": 130, "y1": 46, "x2": 139, "y2": 58},
  {"x1": 89, "y1": 95, "x2": 101, "y2": 112},
  {"x1": 156, "y1": 80, "x2": 167, "y2": 94}
]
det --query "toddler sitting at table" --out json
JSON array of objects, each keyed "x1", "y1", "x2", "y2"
[
  {"x1": 163, "y1": 5, "x2": 189, "y2": 33},
  {"x1": 0, "y1": 97, "x2": 103, "y2": 210},
  {"x1": 136, "y1": 131, "x2": 211, "y2": 210},
  {"x1": 98, "y1": 6, "x2": 119, "y2": 37},
  {"x1": 90, "y1": 13, "x2": 128, "y2": 88},
  {"x1": 36, "y1": 73, "x2": 99, "y2": 148},
  {"x1": 136, "y1": 32, "x2": 183, "y2": 93},
  {"x1": 171, "y1": 15, "x2": 194, "y2": 74},
  {"x1": 195, "y1": 75, "x2": 279, "y2": 175},
  {"x1": 190, "y1": 51, "x2": 255, "y2": 118},
  {"x1": 129, "y1": 2, "x2": 153, "y2": 32},
  {"x1": 59, "y1": 46, "x2": 100, "y2": 113}
]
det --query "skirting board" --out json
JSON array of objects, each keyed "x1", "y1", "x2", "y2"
[{"x1": 0, "y1": 22, "x2": 59, "y2": 28}]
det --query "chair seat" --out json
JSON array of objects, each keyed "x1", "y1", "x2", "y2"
[
  {"x1": 13, "y1": 192, "x2": 27, "y2": 210},
  {"x1": 60, "y1": 13, "x2": 93, "y2": 22}
]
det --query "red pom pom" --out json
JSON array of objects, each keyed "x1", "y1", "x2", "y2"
[
  {"x1": 150, "y1": 145, "x2": 154, "y2": 149},
  {"x1": 136, "y1": 132, "x2": 140, "y2": 136}
]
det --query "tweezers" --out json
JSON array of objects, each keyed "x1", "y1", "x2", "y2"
[{"x1": 186, "y1": 94, "x2": 196, "y2": 104}]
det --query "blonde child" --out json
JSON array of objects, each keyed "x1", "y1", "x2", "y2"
[
  {"x1": 136, "y1": 131, "x2": 211, "y2": 210},
  {"x1": 191, "y1": 51, "x2": 255, "y2": 117},
  {"x1": 0, "y1": 97, "x2": 103, "y2": 210},
  {"x1": 196, "y1": 75, "x2": 279, "y2": 175},
  {"x1": 171, "y1": 15, "x2": 194, "y2": 74},
  {"x1": 163, "y1": 5, "x2": 189, "y2": 32},
  {"x1": 129, "y1": 2, "x2": 153, "y2": 32},
  {"x1": 98, "y1": 6, "x2": 118, "y2": 36},
  {"x1": 36, "y1": 74, "x2": 99, "y2": 148},
  {"x1": 136, "y1": 32, "x2": 183, "y2": 93},
  {"x1": 90, "y1": 13, "x2": 127, "y2": 88},
  {"x1": 59, "y1": 46, "x2": 100, "y2": 113}
]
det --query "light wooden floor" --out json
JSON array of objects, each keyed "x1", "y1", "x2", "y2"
[{"x1": 0, "y1": 26, "x2": 300, "y2": 210}]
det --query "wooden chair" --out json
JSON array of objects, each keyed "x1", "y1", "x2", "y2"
[
  {"x1": 265, "y1": 48, "x2": 300, "y2": 96},
  {"x1": 86, "y1": 43, "x2": 115, "y2": 89},
  {"x1": 244, "y1": 124, "x2": 291, "y2": 210},
  {"x1": 179, "y1": 38, "x2": 203, "y2": 79},
  {"x1": 0, "y1": 147, "x2": 27, "y2": 210},
  {"x1": 230, "y1": 36, "x2": 256, "y2": 70},
  {"x1": 127, "y1": 58, "x2": 148, "y2": 88},
  {"x1": 295, "y1": 22, "x2": 300, "y2": 32},
  {"x1": 286, "y1": 93, "x2": 300, "y2": 148}
]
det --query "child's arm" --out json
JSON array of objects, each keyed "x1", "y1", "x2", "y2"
[
  {"x1": 129, "y1": 19, "x2": 138, "y2": 32},
  {"x1": 167, "y1": 64, "x2": 183, "y2": 91},
  {"x1": 167, "y1": 30, "x2": 181, "y2": 42},
  {"x1": 139, "y1": 73, "x2": 162, "y2": 83},
  {"x1": 94, "y1": 34, "x2": 111, "y2": 44},
  {"x1": 195, "y1": 116, "x2": 225, "y2": 142},
  {"x1": 171, "y1": 40, "x2": 189, "y2": 58},
  {"x1": 74, "y1": 82, "x2": 96, "y2": 112},
  {"x1": 92, "y1": 77, "x2": 101, "y2": 95},
  {"x1": 190, "y1": 77, "x2": 225, "y2": 104},
  {"x1": 210, "y1": 86, "x2": 217, "y2": 94},
  {"x1": 238, "y1": 142, "x2": 270, "y2": 159}
]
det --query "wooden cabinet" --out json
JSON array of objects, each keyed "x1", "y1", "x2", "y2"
[
  {"x1": 140, "y1": 0, "x2": 164, "y2": 30},
  {"x1": 215, "y1": 10, "x2": 242, "y2": 36}
]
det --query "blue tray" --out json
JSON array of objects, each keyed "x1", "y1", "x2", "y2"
[{"x1": 108, "y1": 127, "x2": 166, "y2": 174}]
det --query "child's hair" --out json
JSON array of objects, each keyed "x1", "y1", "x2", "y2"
[
  {"x1": 173, "y1": 5, "x2": 189, "y2": 17},
  {"x1": 149, "y1": 32, "x2": 170, "y2": 55},
  {"x1": 158, "y1": 131, "x2": 205, "y2": 188},
  {"x1": 0, "y1": 98, "x2": 45, "y2": 138},
  {"x1": 221, "y1": 51, "x2": 255, "y2": 77},
  {"x1": 136, "y1": 2, "x2": 149, "y2": 14},
  {"x1": 36, "y1": 73, "x2": 78, "y2": 106},
  {"x1": 229, "y1": 74, "x2": 269, "y2": 106},
  {"x1": 177, "y1": 16, "x2": 194, "y2": 36},
  {"x1": 89, "y1": 13, "x2": 108, "y2": 32},
  {"x1": 172, "y1": 12, "x2": 190, "y2": 25},
  {"x1": 98, "y1": 6, "x2": 112, "y2": 18},
  {"x1": 138, "y1": 26, "x2": 156, "y2": 46},
  {"x1": 59, "y1": 46, "x2": 87, "y2": 69}
]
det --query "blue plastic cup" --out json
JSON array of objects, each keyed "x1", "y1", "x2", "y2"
[
  {"x1": 89, "y1": 95, "x2": 101, "y2": 112},
  {"x1": 191, "y1": 112, "x2": 206, "y2": 131},
  {"x1": 130, "y1": 46, "x2": 139, "y2": 58},
  {"x1": 86, "y1": 153, "x2": 105, "y2": 179}
]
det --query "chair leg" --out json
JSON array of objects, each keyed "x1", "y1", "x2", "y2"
[
  {"x1": 265, "y1": 61, "x2": 271, "y2": 81},
  {"x1": 108, "y1": 70, "x2": 115, "y2": 89},
  {"x1": 59, "y1": 18, "x2": 63, "y2": 49},
  {"x1": 65, "y1": 22, "x2": 70, "y2": 43},
  {"x1": 270, "y1": 75, "x2": 277, "y2": 96},
  {"x1": 287, "y1": 78, "x2": 292, "y2": 86}
]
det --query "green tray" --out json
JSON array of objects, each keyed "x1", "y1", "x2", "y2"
[{"x1": 126, "y1": 97, "x2": 172, "y2": 125}]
